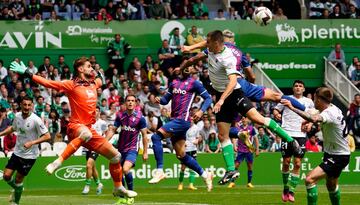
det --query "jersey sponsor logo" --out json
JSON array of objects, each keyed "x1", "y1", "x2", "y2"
[
  {"x1": 172, "y1": 88, "x2": 187, "y2": 95},
  {"x1": 85, "y1": 89, "x2": 95, "y2": 98},
  {"x1": 257, "y1": 62, "x2": 316, "y2": 71},
  {"x1": 122, "y1": 125, "x2": 136, "y2": 132},
  {"x1": 55, "y1": 165, "x2": 86, "y2": 182}
]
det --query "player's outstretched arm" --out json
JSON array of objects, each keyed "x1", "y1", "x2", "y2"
[
  {"x1": 0, "y1": 126, "x2": 14, "y2": 137},
  {"x1": 179, "y1": 53, "x2": 207, "y2": 71},
  {"x1": 10, "y1": 61, "x2": 66, "y2": 91},
  {"x1": 243, "y1": 66, "x2": 256, "y2": 83},
  {"x1": 181, "y1": 40, "x2": 206, "y2": 53},
  {"x1": 281, "y1": 99, "x2": 323, "y2": 123}
]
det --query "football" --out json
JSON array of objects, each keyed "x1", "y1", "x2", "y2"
[{"x1": 253, "y1": 6, "x2": 273, "y2": 26}]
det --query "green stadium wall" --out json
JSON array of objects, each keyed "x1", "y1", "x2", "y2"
[
  {"x1": 0, "y1": 152, "x2": 359, "y2": 189},
  {"x1": 1, "y1": 20, "x2": 360, "y2": 87}
]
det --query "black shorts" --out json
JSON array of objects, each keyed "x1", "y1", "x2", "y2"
[
  {"x1": 181, "y1": 151, "x2": 197, "y2": 164},
  {"x1": 215, "y1": 89, "x2": 254, "y2": 123},
  {"x1": 281, "y1": 137, "x2": 307, "y2": 158},
  {"x1": 85, "y1": 151, "x2": 99, "y2": 161},
  {"x1": 319, "y1": 153, "x2": 350, "y2": 178},
  {"x1": 5, "y1": 154, "x2": 36, "y2": 176}
]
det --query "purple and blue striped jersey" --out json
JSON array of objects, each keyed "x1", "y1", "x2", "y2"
[
  {"x1": 114, "y1": 111, "x2": 146, "y2": 152},
  {"x1": 224, "y1": 42, "x2": 251, "y2": 73},
  {"x1": 160, "y1": 76, "x2": 212, "y2": 122}
]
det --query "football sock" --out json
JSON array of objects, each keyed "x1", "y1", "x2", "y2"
[
  {"x1": 109, "y1": 162, "x2": 123, "y2": 187},
  {"x1": 151, "y1": 133, "x2": 164, "y2": 169},
  {"x1": 125, "y1": 173, "x2": 134, "y2": 190},
  {"x1": 289, "y1": 173, "x2": 300, "y2": 193},
  {"x1": 329, "y1": 185, "x2": 340, "y2": 205},
  {"x1": 60, "y1": 137, "x2": 84, "y2": 161},
  {"x1": 221, "y1": 140, "x2": 236, "y2": 171},
  {"x1": 281, "y1": 95, "x2": 305, "y2": 111},
  {"x1": 189, "y1": 170, "x2": 196, "y2": 184},
  {"x1": 85, "y1": 178, "x2": 91, "y2": 186},
  {"x1": 282, "y1": 171, "x2": 290, "y2": 191},
  {"x1": 14, "y1": 183, "x2": 23, "y2": 204},
  {"x1": 95, "y1": 178, "x2": 100, "y2": 185},
  {"x1": 178, "y1": 155, "x2": 204, "y2": 176},
  {"x1": 179, "y1": 171, "x2": 185, "y2": 183},
  {"x1": 7, "y1": 177, "x2": 16, "y2": 189},
  {"x1": 264, "y1": 118, "x2": 294, "y2": 142},
  {"x1": 247, "y1": 170, "x2": 253, "y2": 183},
  {"x1": 307, "y1": 184, "x2": 318, "y2": 205}
]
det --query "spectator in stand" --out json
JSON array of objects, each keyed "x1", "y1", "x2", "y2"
[
  {"x1": 97, "y1": 8, "x2": 112, "y2": 23},
  {"x1": 107, "y1": 34, "x2": 131, "y2": 75},
  {"x1": 158, "y1": 39, "x2": 176, "y2": 76},
  {"x1": 205, "y1": 129, "x2": 220, "y2": 153},
  {"x1": 214, "y1": 9, "x2": 226, "y2": 20},
  {"x1": 339, "y1": 0, "x2": 354, "y2": 16},
  {"x1": 137, "y1": 82, "x2": 150, "y2": 105},
  {"x1": 305, "y1": 135, "x2": 321, "y2": 152},
  {"x1": 324, "y1": 0, "x2": 336, "y2": 14},
  {"x1": 0, "y1": 7, "x2": 15, "y2": 20},
  {"x1": 309, "y1": 0, "x2": 325, "y2": 19},
  {"x1": 48, "y1": 10, "x2": 61, "y2": 21},
  {"x1": 3, "y1": 133, "x2": 16, "y2": 155},
  {"x1": 135, "y1": 0, "x2": 148, "y2": 20},
  {"x1": 322, "y1": 9, "x2": 330, "y2": 18},
  {"x1": 273, "y1": 7, "x2": 288, "y2": 20},
  {"x1": 193, "y1": 0, "x2": 208, "y2": 19},
  {"x1": 270, "y1": 136, "x2": 282, "y2": 152},
  {"x1": 156, "y1": 70, "x2": 168, "y2": 89},
  {"x1": 329, "y1": 5, "x2": 346, "y2": 18},
  {"x1": 348, "y1": 56, "x2": 358, "y2": 79},
  {"x1": 0, "y1": 107, "x2": 11, "y2": 132},
  {"x1": 351, "y1": 62, "x2": 360, "y2": 88},
  {"x1": 108, "y1": 87, "x2": 121, "y2": 108},
  {"x1": 348, "y1": 94, "x2": 360, "y2": 136},
  {"x1": 239, "y1": 0, "x2": 250, "y2": 19},
  {"x1": 9, "y1": 0, "x2": 25, "y2": 20},
  {"x1": 149, "y1": 0, "x2": 165, "y2": 19},
  {"x1": 128, "y1": 61, "x2": 147, "y2": 83},
  {"x1": 143, "y1": 55, "x2": 154, "y2": 73},
  {"x1": 348, "y1": 4, "x2": 359, "y2": 18},
  {"x1": 163, "y1": 0, "x2": 173, "y2": 19},
  {"x1": 42, "y1": 0, "x2": 54, "y2": 12},
  {"x1": 0, "y1": 60, "x2": 8, "y2": 82},
  {"x1": 60, "y1": 65, "x2": 72, "y2": 80},
  {"x1": 186, "y1": 26, "x2": 204, "y2": 55},
  {"x1": 38, "y1": 56, "x2": 51, "y2": 73},
  {"x1": 257, "y1": 127, "x2": 270, "y2": 152},
  {"x1": 176, "y1": 0, "x2": 193, "y2": 19},
  {"x1": 201, "y1": 12, "x2": 209, "y2": 20},
  {"x1": 57, "y1": 55, "x2": 68, "y2": 73},
  {"x1": 81, "y1": 7, "x2": 94, "y2": 20},
  {"x1": 168, "y1": 27, "x2": 185, "y2": 56},
  {"x1": 34, "y1": 96, "x2": 45, "y2": 117},
  {"x1": 228, "y1": 7, "x2": 241, "y2": 20},
  {"x1": 145, "y1": 111, "x2": 158, "y2": 133},
  {"x1": 243, "y1": 7, "x2": 254, "y2": 20},
  {"x1": 119, "y1": 0, "x2": 138, "y2": 20},
  {"x1": 144, "y1": 93, "x2": 160, "y2": 117},
  {"x1": 328, "y1": 43, "x2": 346, "y2": 75},
  {"x1": 106, "y1": 102, "x2": 118, "y2": 125},
  {"x1": 48, "y1": 109, "x2": 61, "y2": 143}
]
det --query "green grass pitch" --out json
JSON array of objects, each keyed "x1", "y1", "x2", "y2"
[{"x1": 1, "y1": 185, "x2": 359, "y2": 205}]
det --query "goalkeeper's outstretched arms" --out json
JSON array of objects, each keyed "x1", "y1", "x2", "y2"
[{"x1": 10, "y1": 61, "x2": 69, "y2": 91}]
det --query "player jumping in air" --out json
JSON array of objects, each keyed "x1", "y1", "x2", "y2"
[
  {"x1": 10, "y1": 58, "x2": 137, "y2": 199},
  {"x1": 148, "y1": 66, "x2": 213, "y2": 192}
]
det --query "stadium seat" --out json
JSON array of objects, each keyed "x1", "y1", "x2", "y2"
[
  {"x1": 40, "y1": 142, "x2": 52, "y2": 152},
  {"x1": 73, "y1": 146, "x2": 83, "y2": 156},
  {"x1": 53, "y1": 142, "x2": 67, "y2": 156},
  {"x1": 0, "y1": 151, "x2": 5, "y2": 158},
  {"x1": 6, "y1": 151, "x2": 13, "y2": 158},
  {"x1": 41, "y1": 150, "x2": 57, "y2": 157}
]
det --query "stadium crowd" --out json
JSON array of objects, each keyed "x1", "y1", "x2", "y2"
[{"x1": 0, "y1": 0, "x2": 358, "y2": 21}]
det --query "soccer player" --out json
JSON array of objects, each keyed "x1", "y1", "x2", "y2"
[
  {"x1": 82, "y1": 107, "x2": 106, "y2": 195},
  {"x1": 228, "y1": 117, "x2": 259, "y2": 188},
  {"x1": 148, "y1": 67, "x2": 213, "y2": 192},
  {"x1": 1, "y1": 96, "x2": 51, "y2": 205},
  {"x1": 281, "y1": 87, "x2": 350, "y2": 205},
  {"x1": 178, "y1": 116, "x2": 201, "y2": 191},
  {"x1": 273, "y1": 80, "x2": 314, "y2": 202},
  {"x1": 179, "y1": 30, "x2": 301, "y2": 185},
  {"x1": 181, "y1": 31, "x2": 306, "y2": 111},
  {"x1": 9, "y1": 58, "x2": 136, "y2": 198},
  {"x1": 109, "y1": 94, "x2": 148, "y2": 205}
]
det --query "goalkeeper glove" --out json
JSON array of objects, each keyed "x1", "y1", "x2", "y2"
[{"x1": 10, "y1": 61, "x2": 33, "y2": 78}]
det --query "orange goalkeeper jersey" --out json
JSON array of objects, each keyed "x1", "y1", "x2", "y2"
[{"x1": 32, "y1": 75, "x2": 101, "y2": 126}]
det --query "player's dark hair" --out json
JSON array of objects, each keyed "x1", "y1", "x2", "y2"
[
  {"x1": 354, "y1": 94, "x2": 360, "y2": 98},
  {"x1": 73, "y1": 56, "x2": 89, "y2": 78},
  {"x1": 21, "y1": 96, "x2": 33, "y2": 103},
  {"x1": 125, "y1": 94, "x2": 136, "y2": 101},
  {"x1": 207, "y1": 30, "x2": 224, "y2": 43},
  {"x1": 293, "y1": 80, "x2": 305, "y2": 87},
  {"x1": 315, "y1": 87, "x2": 333, "y2": 103}
]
